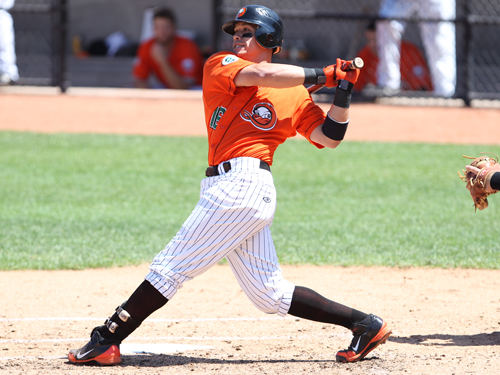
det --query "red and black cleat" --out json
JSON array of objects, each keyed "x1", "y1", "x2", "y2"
[
  {"x1": 336, "y1": 314, "x2": 391, "y2": 363},
  {"x1": 68, "y1": 328, "x2": 121, "y2": 366}
]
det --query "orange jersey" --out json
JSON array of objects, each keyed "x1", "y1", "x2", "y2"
[
  {"x1": 355, "y1": 41, "x2": 433, "y2": 92},
  {"x1": 202, "y1": 52, "x2": 325, "y2": 166},
  {"x1": 133, "y1": 36, "x2": 204, "y2": 88}
]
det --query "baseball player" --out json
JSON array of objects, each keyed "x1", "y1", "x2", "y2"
[
  {"x1": 355, "y1": 21, "x2": 433, "y2": 93},
  {"x1": 68, "y1": 4, "x2": 391, "y2": 366},
  {"x1": 133, "y1": 7, "x2": 204, "y2": 89},
  {"x1": 376, "y1": 0, "x2": 456, "y2": 97},
  {"x1": 0, "y1": 0, "x2": 18, "y2": 85}
]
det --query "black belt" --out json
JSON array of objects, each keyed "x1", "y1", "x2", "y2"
[{"x1": 205, "y1": 160, "x2": 271, "y2": 177}]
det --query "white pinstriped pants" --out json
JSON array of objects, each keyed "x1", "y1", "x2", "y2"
[
  {"x1": 0, "y1": 7, "x2": 19, "y2": 81},
  {"x1": 146, "y1": 157, "x2": 295, "y2": 316},
  {"x1": 376, "y1": 0, "x2": 456, "y2": 97}
]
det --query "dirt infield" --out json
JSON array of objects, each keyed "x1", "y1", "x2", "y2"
[
  {"x1": 1, "y1": 89, "x2": 500, "y2": 374},
  {"x1": 1, "y1": 87, "x2": 500, "y2": 144}
]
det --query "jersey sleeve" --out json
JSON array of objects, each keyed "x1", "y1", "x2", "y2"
[
  {"x1": 184, "y1": 39, "x2": 204, "y2": 86},
  {"x1": 293, "y1": 89, "x2": 326, "y2": 149},
  {"x1": 203, "y1": 52, "x2": 255, "y2": 96},
  {"x1": 132, "y1": 41, "x2": 152, "y2": 80}
]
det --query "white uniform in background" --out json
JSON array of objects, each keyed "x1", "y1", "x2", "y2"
[
  {"x1": 376, "y1": 0, "x2": 456, "y2": 97},
  {"x1": 0, "y1": 0, "x2": 18, "y2": 84}
]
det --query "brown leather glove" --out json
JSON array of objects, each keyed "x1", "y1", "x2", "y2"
[{"x1": 459, "y1": 154, "x2": 500, "y2": 211}]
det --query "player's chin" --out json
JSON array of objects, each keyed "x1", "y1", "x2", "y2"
[{"x1": 233, "y1": 46, "x2": 246, "y2": 55}]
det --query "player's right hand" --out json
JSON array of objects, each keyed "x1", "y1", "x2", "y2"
[
  {"x1": 151, "y1": 42, "x2": 168, "y2": 63},
  {"x1": 323, "y1": 58, "x2": 360, "y2": 87}
]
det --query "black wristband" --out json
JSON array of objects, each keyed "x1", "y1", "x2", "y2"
[
  {"x1": 333, "y1": 80, "x2": 354, "y2": 109},
  {"x1": 304, "y1": 67, "x2": 326, "y2": 85},
  {"x1": 321, "y1": 114, "x2": 349, "y2": 141},
  {"x1": 490, "y1": 171, "x2": 500, "y2": 191}
]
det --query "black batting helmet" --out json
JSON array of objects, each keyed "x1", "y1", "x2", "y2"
[{"x1": 222, "y1": 5, "x2": 284, "y2": 54}]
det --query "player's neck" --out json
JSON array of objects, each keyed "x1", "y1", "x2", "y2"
[
  {"x1": 236, "y1": 51, "x2": 272, "y2": 64},
  {"x1": 157, "y1": 37, "x2": 174, "y2": 49}
]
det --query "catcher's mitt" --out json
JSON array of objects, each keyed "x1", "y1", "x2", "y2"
[{"x1": 458, "y1": 153, "x2": 500, "y2": 211}]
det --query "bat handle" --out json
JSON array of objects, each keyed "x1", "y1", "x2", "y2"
[{"x1": 307, "y1": 83, "x2": 323, "y2": 94}]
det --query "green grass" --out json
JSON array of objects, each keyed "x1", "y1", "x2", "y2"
[{"x1": 1, "y1": 131, "x2": 499, "y2": 270}]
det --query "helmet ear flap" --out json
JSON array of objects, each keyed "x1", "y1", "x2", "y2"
[
  {"x1": 264, "y1": 34, "x2": 281, "y2": 54},
  {"x1": 255, "y1": 25, "x2": 280, "y2": 49}
]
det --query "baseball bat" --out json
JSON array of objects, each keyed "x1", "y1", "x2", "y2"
[{"x1": 307, "y1": 57, "x2": 364, "y2": 95}]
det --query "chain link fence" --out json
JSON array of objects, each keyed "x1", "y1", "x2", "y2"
[
  {"x1": 214, "y1": 0, "x2": 500, "y2": 104},
  {"x1": 4, "y1": 0, "x2": 500, "y2": 104},
  {"x1": 8, "y1": 0, "x2": 66, "y2": 88}
]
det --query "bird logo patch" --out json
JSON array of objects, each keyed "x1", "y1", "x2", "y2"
[
  {"x1": 237, "y1": 7, "x2": 247, "y2": 18},
  {"x1": 240, "y1": 103, "x2": 277, "y2": 131}
]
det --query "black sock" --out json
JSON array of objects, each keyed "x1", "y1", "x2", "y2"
[
  {"x1": 288, "y1": 286, "x2": 368, "y2": 329},
  {"x1": 123, "y1": 280, "x2": 169, "y2": 322},
  {"x1": 100, "y1": 280, "x2": 169, "y2": 341}
]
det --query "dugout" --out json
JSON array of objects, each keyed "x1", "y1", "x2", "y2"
[{"x1": 5, "y1": 0, "x2": 500, "y2": 104}]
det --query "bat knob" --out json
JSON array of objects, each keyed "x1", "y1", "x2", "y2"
[{"x1": 353, "y1": 57, "x2": 364, "y2": 69}]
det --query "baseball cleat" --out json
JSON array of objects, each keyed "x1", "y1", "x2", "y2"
[
  {"x1": 336, "y1": 314, "x2": 391, "y2": 363},
  {"x1": 68, "y1": 328, "x2": 121, "y2": 365}
]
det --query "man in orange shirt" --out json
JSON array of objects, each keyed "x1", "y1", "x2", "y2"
[
  {"x1": 133, "y1": 7, "x2": 204, "y2": 89},
  {"x1": 355, "y1": 22, "x2": 432, "y2": 93},
  {"x1": 69, "y1": 5, "x2": 391, "y2": 367}
]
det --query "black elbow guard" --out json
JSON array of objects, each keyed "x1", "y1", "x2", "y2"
[{"x1": 321, "y1": 114, "x2": 349, "y2": 141}]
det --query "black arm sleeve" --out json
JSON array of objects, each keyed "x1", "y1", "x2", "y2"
[
  {"x1": 490, "y1": 172, "x2": 500, "y2": 190},
  {"x1": 321, "y1": 114, "x2": 349, "y2": 141}
]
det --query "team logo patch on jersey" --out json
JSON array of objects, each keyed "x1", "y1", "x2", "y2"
[
  {"x1": 222, "y1": 55, "x2": 239, "y2": 65},
  {"x1": 240, "y1": 103, "x2": 277, "y2": 131}
]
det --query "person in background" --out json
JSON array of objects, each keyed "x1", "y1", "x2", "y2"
[
  {"x1": 355, "y1": 21, "x2": 432, "y2": 93},
  {"x1": 0, "y1": 0, "x2": 18, "y2": 86},
  {"x1": 133, "y1": 7, "x2": 204, "y2": 89},
  {"x1": 376, "y1": 0, "x2": 456, "y2": 97}
]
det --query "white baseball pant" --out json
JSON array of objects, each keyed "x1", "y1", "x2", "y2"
[
  {"x1": 376, "y1": 0, "x2": 456, "y2": 97},
  {"x1": 146, "y1": 157, "x2": 295, "y2": 317},
  {"x1": 0, "y1": 0, "x2": 18, "y2": 82}
]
